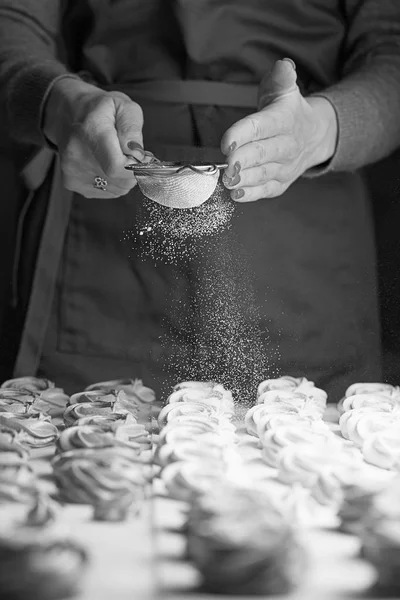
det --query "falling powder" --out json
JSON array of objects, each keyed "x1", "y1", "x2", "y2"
[
  {"x1": 124, "y1": 180, "x2": 279, "y2": 405},
  {"x1": 124, "y1": 183, "x2": 235, "y2": 263}
]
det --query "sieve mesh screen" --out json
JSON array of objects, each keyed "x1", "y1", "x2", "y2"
[{"x1": 125, "y1": 161, "x2": 227, "y2": 209}]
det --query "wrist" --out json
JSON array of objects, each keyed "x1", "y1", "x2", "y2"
[
  {"x1": 306, "y1": 96, "x2": 338, "y2": 169},
  {"x1": 42, "y1": 76, "x2": 102, "y2": 147}
]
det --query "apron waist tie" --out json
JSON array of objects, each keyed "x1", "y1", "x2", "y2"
[{"x1": 105, "y1": 79, "x2": 259, "y2": 109}]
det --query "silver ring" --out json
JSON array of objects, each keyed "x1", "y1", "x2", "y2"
[{"x1": 93, "y1": 176, "x2": 108, "y2": 191}]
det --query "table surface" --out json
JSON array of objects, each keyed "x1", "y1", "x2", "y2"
[{"x1": 27, "y1": 414, "x2": 395, "y2": 600}]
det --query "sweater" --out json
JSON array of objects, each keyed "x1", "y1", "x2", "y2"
[{"x1": 0, "y1": 0, "x2": 400, "y2": 172}]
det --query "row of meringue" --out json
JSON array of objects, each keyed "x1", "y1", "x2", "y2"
[
  {"x1": 338, "y1": 382, "x2": 400, "y2": 469},
  {"x1": 0, "y1": 389, "x2": 89, "y2": 600},
  {"x1": 244, "y1": 378, "x2": 384, "y2": 509},
  {"x1": 157, "y1": 381, "x2": 238, "y2": 501},
  {"x1": 53, "y1": 378, "x2": 155, "y2": 521}
]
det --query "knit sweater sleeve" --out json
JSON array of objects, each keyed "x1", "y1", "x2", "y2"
[
  {"x1": 308, "y1": 0, "x2": 400, "y2": 174},
  {"x1": 0, "y1": 0, "x2": 79, "y2": 147}
]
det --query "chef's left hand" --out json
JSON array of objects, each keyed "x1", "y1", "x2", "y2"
[{"x1": 221, "y1": 58, "x2": 338, "y2": 202}]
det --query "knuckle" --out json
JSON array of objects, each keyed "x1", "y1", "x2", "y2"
[
  {"x1": 248, "y1": 116, "x2": 262, "y2": 139},
  {"x1": 261, "y1": 163, "x2": 272, "y2": 181},
  {"x1": 255, "y1": 141, "x2": 267, "y2": 163},
  {"x1": 102, "y1": 159, "x2": 120, "y2": 179},
  {"x1": 263, "y1": 180, "x2": 281, "y2": 198}
]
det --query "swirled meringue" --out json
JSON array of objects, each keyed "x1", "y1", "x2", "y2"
[
  {"x1": 1, "y1": 377, "x2": 55, "y2": 393},
  {"x1": 69, "y1": 389, "x2": 139, "y2": 417},
  {"x1": 256, "y1": 389, "x2": 324, "y2": 419},
  {"x1": 52, "y1": 447, "x2": 146, "y2": 520},
  {"x1": 0, "y1": 388, "x2": 36, "y2": 406},
  {"x1": 158, "y1": 419, "x2": 219, "y2": 446},
  {"x1": 156, "y1": 435, "x2": 225, "y2": 468},
  {"x1": 56, "y1": 425, "x2": 143, "y2": 454},
  {"x1": 338, "y1": 382, "x2": 400, "y2": 414},
  {"x1": 157, "y1": 401, "x2": 217, "y2": 427},
  {"x1": 186, "y1": 484, "x2": 307, "y2": 595},
  {"x1": 64, "y1": 400, "x2": 130, "y2": 427},
  {"x1": 339, "y1": 408, "x2": 400, "y2": 447},
  {"x1": 1, "y1": 377, "x2": 69, "y2": 418},
  {"x1": 0, "y1": 389, "x2": 41, "y2": 416},
  {"x1": 0, "y1": 412, "x2": 58, "y2": 447},
  {"x1": 362, "y1": 429, "x2": 400, "y2": 470},
  {"x1": 261, "y1": 424, "x2": 335, "y2": 467},
  {"x1": 245, "y1": 402, "x2": 322, "y2": 437},
  {"x1": 257, "y1": 376, "x2": 327, "y2": 411},
  {"x1": 162, "y1": 461, "x2": 226, "y2": 501},
  {"x1": 340, "y1": 393, "x2": 400, "y2": 414},
  {"x1": 0, "y1": 449, "x2": 36, "y2": 504},
  {"x1": 277, "y1": 443, "x2": 364, "y2": 505},
  {"x1": 86, "y1": 377, "x2": 156, "y2": 402},
  {"x1": 168, "y1": 381, "x2": 234, "y2": 415},
  {"x1": 74, "y1": 412, "x2": 136, "y2": 428},
  {"x1": 345, "y1": 382, "x2": 398, "y2": 398}
]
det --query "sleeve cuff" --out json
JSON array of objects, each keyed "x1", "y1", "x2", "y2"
[{"x1": 7, "y1": 60, "x2": 81, "y2": 146}]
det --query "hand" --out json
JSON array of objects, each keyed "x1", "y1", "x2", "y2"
[
  {"x1": 221, "y1": 58, "x2": 338, "y2": 202},
  {"x1": 43, "y1": 78, "x2": 146, "y2": 198}
]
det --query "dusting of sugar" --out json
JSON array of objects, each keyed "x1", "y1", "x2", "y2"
[
  {"x1": 124, "y1": 180, "x2": 279, "y2": 405},
  {"x1": 124, "y1": 183, "x2": 235, "y2": 263}
]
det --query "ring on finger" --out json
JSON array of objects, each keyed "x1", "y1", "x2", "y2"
[{"x1": 93, "y1": 176, "x2": 108, "y2": 191}]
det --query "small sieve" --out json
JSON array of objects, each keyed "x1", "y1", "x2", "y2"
[{"x1": 125, "y1": 160, "x2": 228, "y2": 209}]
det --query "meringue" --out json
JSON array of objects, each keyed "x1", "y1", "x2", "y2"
[
  {"x1": 168, "y1": 381, "x2": 234, "y2": 415},
  {"x1": 339, "y1": 408, "x2": 400, "y2": 447},
  {"x1": 56, "y1": 424, "x2": 143, "y2": 453},
  {"x1": 186, "y1": 484, "x2": 307, "y2": 595},
  {"x1": 362, "y1": 429, "x2": 400, "y2": 470},
  {"x1": 52, "y1": 447, "x2": 146, "y2": 520},
  {"x1": 0, "y1": 412, "x2": 58, "y2": 448},
  {"x1": 261, "y1": 424, "x2": 336, "y2": 468},
  {"x1": 86, "y1": 378, "x2": 156, "y2": 404},
  {"x1": 257, "y1": 376, "x2": 327, "y2": 411}
]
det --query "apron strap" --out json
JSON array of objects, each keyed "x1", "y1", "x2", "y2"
[
  {"x1": 14, "y1": 158, "x2": 73, "y2": 377},
  {"x1": 106, "y1": 79, "x2": 259, "y2": 109}
]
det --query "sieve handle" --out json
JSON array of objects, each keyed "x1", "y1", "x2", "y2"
[{"x1": 124, "y1": 162, "x2": 228, "y2": 174}]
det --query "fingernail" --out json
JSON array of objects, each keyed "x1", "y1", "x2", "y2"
[
  {"x1": 222, "y1": 173, "x2": 232, "y2": 187},
  {"x1": 231, "y1": 188, "x2": 245, "y2": 200},
  {"x1": 230, "y1": 173, "x2": 241, "y2": 187},
  {"x1": 234, "y1": 162, "x2": 241, "y2": 174},
  {"x1": 128, "y1": 141, "x2": 143, "y2": 151},
  {"x1": 283, "y1": 57, "x2": 296, "y2": 70},
  {"x1": 227, "y1": 142, "x2": 237, "y2": 154}
]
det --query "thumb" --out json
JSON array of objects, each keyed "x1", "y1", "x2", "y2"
[
  {"x1": 114, "y1": 96, "x2": 145, "y2": 160},
  {"x1": 258, "y1": 58, "x2": 299, "y2": 110}
]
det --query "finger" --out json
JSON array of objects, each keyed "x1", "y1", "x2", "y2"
[
  {"x1": 258, "y1": 58, "x2": 299, "y2": 109},
  {"x1": 114, "y1": 97, "x2": 144, "y2": 158},
  {"x1": 78, "y1": 113, "x2": 135, "y2": 180},
  {"x1": 224, "y1": 136, "x2": 296, "y2": 178},
  {"x1": 221, "y1": 110, "x2": 286, "y2": 156},
  {"x1": 224, "y1": 162, "x2": 282, "y2": 189},
  {"x1": 229, "y1": 180, "x2": 285, "y2": 203}
]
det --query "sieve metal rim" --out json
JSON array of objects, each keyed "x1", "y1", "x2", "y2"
[{"x1": 125, "y1": 162, "x2": 228, "y2": 177}]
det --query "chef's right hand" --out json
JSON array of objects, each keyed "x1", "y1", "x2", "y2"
[{"x1": 42, "y1": 77, "x2": 145, "y2": 198}]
